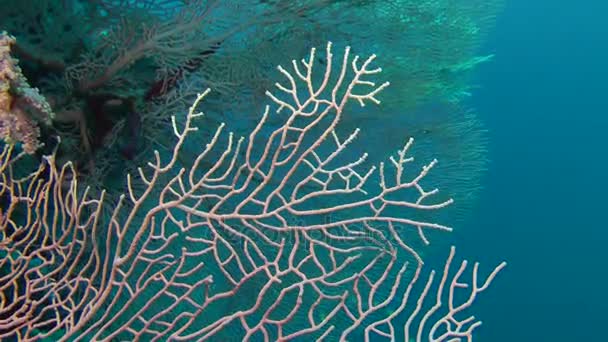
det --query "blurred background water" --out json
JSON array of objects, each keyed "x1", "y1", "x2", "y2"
[{"x1": 460, "y1": 0, "x2": 608, "y2": 340}]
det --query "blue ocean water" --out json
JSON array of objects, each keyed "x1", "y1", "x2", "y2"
[{"x1": 461, "y1": 0, "x2": 608, "y2": 340}]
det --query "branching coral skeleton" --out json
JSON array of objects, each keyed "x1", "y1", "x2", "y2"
[{"x1": 0, "y1": 42, "x2": 505, "y2": 341}]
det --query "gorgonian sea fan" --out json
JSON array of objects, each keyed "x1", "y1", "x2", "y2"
[
  {"x1": 0, "y1": 43, "x2": 504, "y2": 341},
  {"x1": 0, "y1": 1, "x2": 503, "y2": 238}
]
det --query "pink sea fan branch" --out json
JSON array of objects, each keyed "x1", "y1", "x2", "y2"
[{"x1": 0, "y1": 42, "x2": 504, "y2": 341}]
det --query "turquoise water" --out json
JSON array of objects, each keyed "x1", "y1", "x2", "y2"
[{"x1": 463, "y1": 0, "x2": 607, "y2": 339}]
